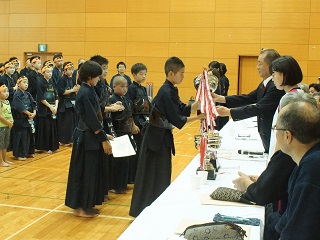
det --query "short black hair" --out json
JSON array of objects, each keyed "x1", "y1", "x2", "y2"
[
  {"x1": 131, "y1": 63, "x2": 147, "y2": 75},
  {"x1": 30, "y1": 56, "x2": 40, "y2": 63},
  {"x1": 9, "y1": 56, "x2": 18, "y2": 62},
  {"x1": 164, "y1": 57, "x2": 185, "y2": 76},
  {"x1": 309, "y1": 83, "x2": 320, "y2": 92},
  {"x1": 53, "y1": 53, "x2": 63, "y2": 61},
  {"x1": 220, "y1": 63, "x2": 227, "y2": 75},
  {"x1": 208, "y1": 61, "x2": 221, "y2": 78},
  {"x1": 117, "y1": 61, "x2": 126, "y2": 69},
  {"x1": 90, "y1": 55, "x2": 109, "y2": 66},
  {"x1": 270, "y1": 56, "x2": 303, "y2": 86},
  {"x1": 78, "y1": 60, "x2": 102, "y2": 83}
]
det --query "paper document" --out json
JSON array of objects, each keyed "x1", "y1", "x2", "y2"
[{"x1": 109, "y1": 134, "x2": 136, "y2": 158}]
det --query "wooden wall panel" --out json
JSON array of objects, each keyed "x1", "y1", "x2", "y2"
[
  {"x1": 127, "y1": 13, "x2": 170, "y2": 28},
  {"x1": 309, "y1": 29, "x2": 320, "y2": 44},
  {"x1": 215, "y1": 28, "x2": 261, "y2": 44},
  {"x1": 9, "y1": 28, "x2": 46, "y2": 42},
  {"x1": 0, "y1": 28, "x2": 8, "y2": 42},
  {"x1": 86, "y1": 0, "x2": 127, "y2": 13},
  {"x1": 0, "y1": 1, "x2": 9, "y2": 14},
  {"x1": 9, "y1": 0, "x2": 46, "y2": 14},
  {"x1": 46, "y1": 28, "x2": 85, "y2": 42},
  {"x1": 215, "y1": 0, "x2": 261, "y2": 12},
  {"x1": 261, "y1": 28, "x2": 309, "y2": 44},
  {"x1": 49, "y1": 42, "x2": 85, "y2": 56},
  {"x1": 46, "y1": 13, "x2": 85, "y2": 28},
  {"x1": 214, "y1": 43, "x2": 260, "y2": 58},
  {"x1": 310, "y1": 13, "x2": 320, "y2": 28},
  {"x1": 169, "y1": 28, "x2": 214, "y2": 43},
  {"x1": 85, "y1": 28, "x2": 127, "y2": 42},
  {"x1": 47, "y1": 0, "x2": 85, "y2": 13},
  {"x1": 262, "y1": 13, "x2": 310, "y2": 28},
  {"x1": 170, "y1": 13, "x2": 215, "y2": 28},
  {"x1": 0, "y1": 14, "x2": 8, "y2": 27},
  {"x1": 125, "y1": 56, "x2": 168, "y2": 72},
  {"x1": 262, "y1": 0, "x2": 310, "y2": 13},
  {"x1": 297, "y1": 60, "x2": 308, "y2": 77},
  {"x1": 127, "y1": 28, "x2": 169, "y2": 42},
  {"x1": 179, "y1": 57, "x2": 214, "y2": 72},
  {"x1": 307, "y1": 61, "x2": 320, "y2": 80},
  {"x1": 86, "y1": 13, "x2": 126, "y2": 28},
  {"x1": 85, "y1": 42, "x2": 125, "y2": 57},
  {"x1": 169, "y1": 43, "x2": 213, "y2": 59},
  {"x1": 8, "y1": 42, "x2": 38, "y2": 56},
  {"x1": 309, "y1": 45, "x2": 320, "y2": 60},
  {"x1": 9, "y1": 14, "x2": 46, "y2": 27},
  {"x1": 215, "y1": 13, "x2": 261, "y2": 28},
  {"x1": 170, "y1": 0, "x2": 215, "y2": 12},
  {"x1": 127, "y1": 0, "x2": 170, "y2": 12},
  {"x1": 0, "y1": 42, "x2": 8, "y2": 55},
  {"x1": 260, "y1": 44, "x2": 309, "y2": 60},
  {"x1": 311, "y1": 0, "x2": 320, "y2": 12},
  {"x1": 126, "y1": 42, "x2": 168, "y2": 57}
]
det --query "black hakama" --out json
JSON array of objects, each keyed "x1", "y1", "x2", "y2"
[
  {"x1": 65, "y1": 83, "x2": 107, "y2": 211},
  {"x1": 36, "y1": 77, "x2": 59, "y2": 152},
  {"x1": 36, "y1": 116, "x2": 59, "y2": 151},
  {"x1": 129, "y1": 80, "x2": 191, "y2": 217},
  {"x1": 57, "y1": 107, "x2": 76, "y2": 144}
]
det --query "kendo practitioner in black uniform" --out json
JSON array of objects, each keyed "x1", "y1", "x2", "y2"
[
  {"x1": 0, "y1": 61, "x2": 19, "y2": 151},
  {"x1": 90, "y1": 55, "x2": 124, "y2": 201},
  {"x1": 110, "y1": 76, "x2": 139, "y2": 194},
  {"x1": 65, "y1": 60, "x2": 112, "y2": 218},
  {"x1": 56, "y1": 62, "x2": 79, "y2": 146},
  {"x1": 12, "y1": 76, "x2": 37, "y2": 160},
  {"x1": 125, "y1": 63, "x2": 150, "y2": 183},
  {"x1": 27, "y1": 56, "x2": 42, "y2": 102},
  {"x1": 0, "y1": 61, "x2": 17, "y2": 104},
  {"x1": 8, "y1": 57, "x2": 20, "y2": 83},
  {"x1": 129, "y1": 57, "x2": 204, "y2": 217},
  {"x1": 52, "y1": 53, "x2": 64, "y2": 87},
  {"x1": 20, "y1": 58, "x2": 31, "y2": 78},
  {"x1": 35, "y1": 65, "x2": 59, "y2": 153}
]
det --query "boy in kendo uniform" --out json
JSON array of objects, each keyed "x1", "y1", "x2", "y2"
[
  {"x1": 56, "y1": 62, "x2": 79, "y2": 146},
  {"x1": 0, "y1": 61, "x2": 17, "y2": 104},
  {"x1": 125, "y1": 63, "x2": 150, "y2": 183},
  {"x1": 20, "y1": 58, "x2": 31, "y2": 78},
  {"x1": 9, "y1": 57, "x2": 20, "y2": 83},
  {"x1": 52, "y1": 53, "x2": 64, "y2": 87},
  {"x1": 110, "y1": 76, "x2": 139, "y2": 194},
  {"x1": 90, "y1": 55, "x2": 124, "y2": 201},
  {"x1": 27, "y1": 56, "x2": 42, "y2": 102},
  {"x1": 35, "y1": 65, "x2": 59, "y2": 153},
  {"x1": 12, "y1": 76, "x2": 37, "y2": 160}
]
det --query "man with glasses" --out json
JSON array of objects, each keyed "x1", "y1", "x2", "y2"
[
  {"x1": 233, "y1": 92, "x2": 318, "y2": 239},
  {"x1": 273, "y1": 92, "x2": 320, "y2": 239}
]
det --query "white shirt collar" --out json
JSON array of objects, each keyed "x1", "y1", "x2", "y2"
[{"x1": 263, "y1": 76, "x2": 272, "y2": 87}]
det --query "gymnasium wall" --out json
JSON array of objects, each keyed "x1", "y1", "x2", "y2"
[{"x1": 0, "y1": 0, "x2": 319, "y2": 101}]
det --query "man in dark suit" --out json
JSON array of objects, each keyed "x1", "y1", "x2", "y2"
[{"x1": 212, "y1": 49, "x2": 285, "y2": 152}]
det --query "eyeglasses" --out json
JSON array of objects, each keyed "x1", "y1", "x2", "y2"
[{"x1": 271, "y1": 125, "x2": 288, "y2": 132}]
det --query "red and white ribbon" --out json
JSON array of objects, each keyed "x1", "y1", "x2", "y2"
[{"x1": 195, "y1": 68, "x2": 219, "y2": 133}]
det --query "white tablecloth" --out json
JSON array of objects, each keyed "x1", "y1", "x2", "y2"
[{"x1": 119, "y1": 118, "x2": 267, "y2": 240}]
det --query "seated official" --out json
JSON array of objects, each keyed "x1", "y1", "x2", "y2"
[{"x1": 274, "y1": 92, "x2": 320, "y2": 239}]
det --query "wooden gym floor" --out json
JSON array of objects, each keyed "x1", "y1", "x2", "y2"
[{"x1": 0, "y1": 121, "x2": 200, "y2": 240}]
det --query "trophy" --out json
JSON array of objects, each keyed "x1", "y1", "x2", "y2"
[{"x1": 193, "y1": 68, "x2": 221, "y2": 180}]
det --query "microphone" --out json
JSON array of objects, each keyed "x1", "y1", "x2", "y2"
[{"x1": 238, "y1": 150, "x2": 264, "y2": 155}]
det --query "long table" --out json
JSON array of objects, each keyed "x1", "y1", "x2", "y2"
[{"x1": 119, "y1": 118, "x2": 267, "y2": 240}]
